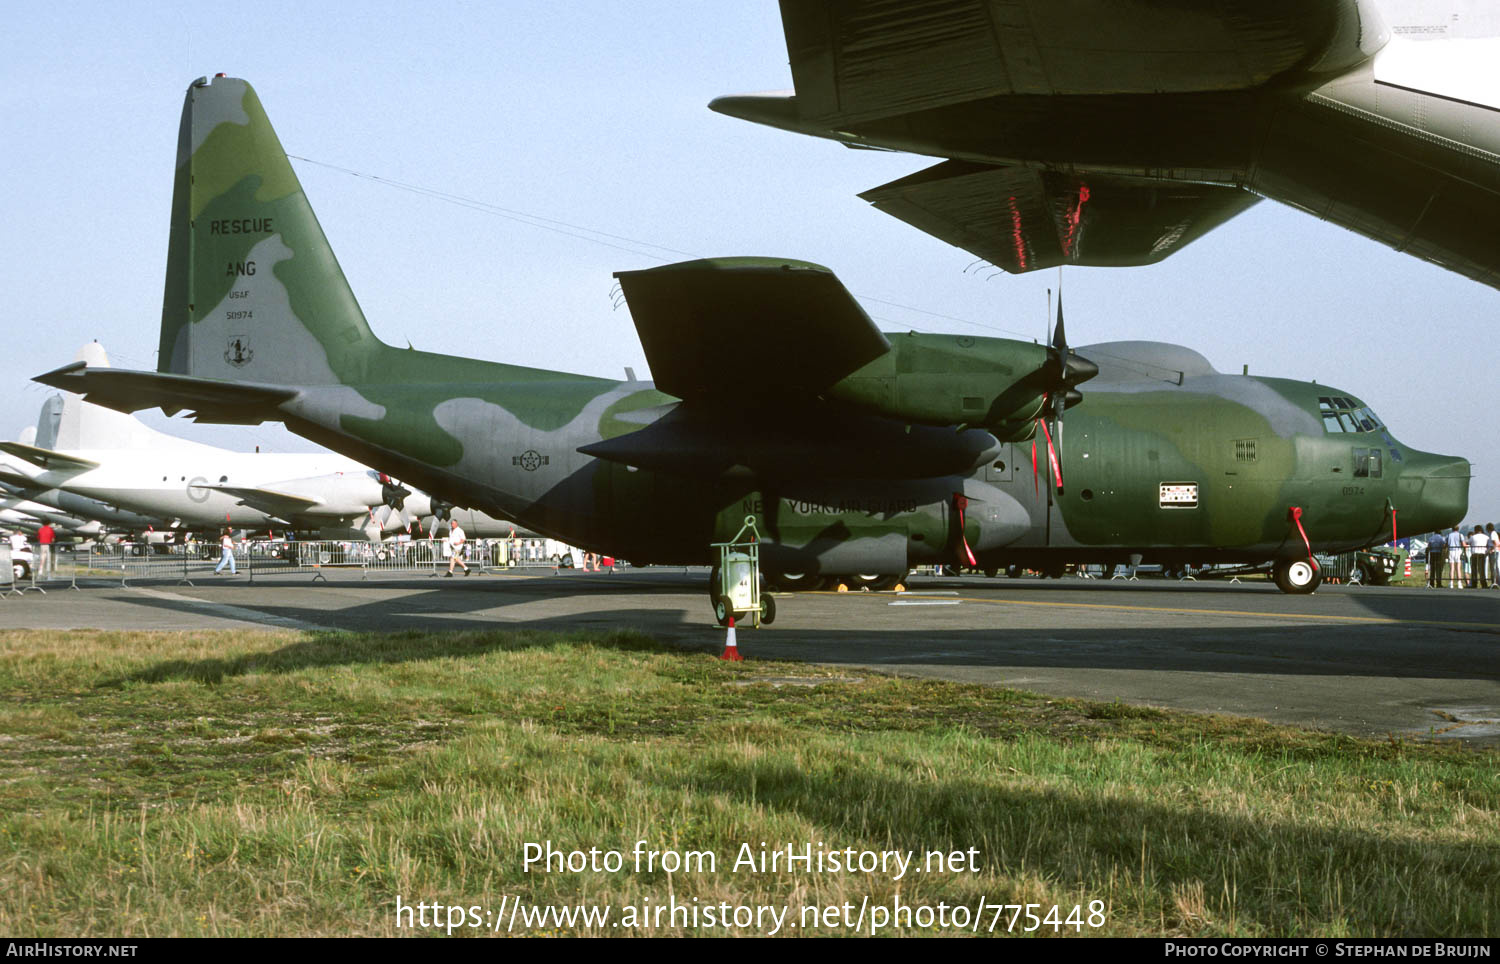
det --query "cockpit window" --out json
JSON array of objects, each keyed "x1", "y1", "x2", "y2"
[{"x1": 1318, "y1": 396, "x2": 1383, "y2": 434}]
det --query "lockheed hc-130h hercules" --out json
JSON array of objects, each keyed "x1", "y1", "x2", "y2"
[{"x1": 37, "y1": 77, "x2": 1470, "y2": 600}]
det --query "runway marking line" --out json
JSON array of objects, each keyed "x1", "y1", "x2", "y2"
[{"x1": 832, "y1": 591, "x2": 1497, "y2": 633}]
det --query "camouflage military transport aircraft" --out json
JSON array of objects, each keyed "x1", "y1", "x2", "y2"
[{"x1": 36, "y1": 76, "x2": 1469, "y2": 601}]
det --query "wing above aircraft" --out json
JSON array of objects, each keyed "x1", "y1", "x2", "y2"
[
  {"x1": 613, "y1": 257, "x2": 891, "y2": 403},
  {"x1": 769, "y1": 0, "x2": 1381, "y2": 127},
  {"x1": 710, "y1": 2, "x2": 1500, "y2": 289}
]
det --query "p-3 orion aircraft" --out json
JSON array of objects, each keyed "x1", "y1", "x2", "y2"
[{"x1": 36, "y1": 76, "x2": 1469, "y2": 600}]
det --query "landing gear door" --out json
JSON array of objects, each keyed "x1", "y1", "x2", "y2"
[{"x1": 984, "y1": 444, "x2": 1014, "y2": 483}]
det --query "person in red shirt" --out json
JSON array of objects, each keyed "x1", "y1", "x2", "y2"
[{"x1": 36, "y1": 523, "x2": 55, "y2": 579}]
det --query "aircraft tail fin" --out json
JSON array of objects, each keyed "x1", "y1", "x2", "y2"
[{"x1": 158, "y1": 74, "x2": 384, "y2": 387}]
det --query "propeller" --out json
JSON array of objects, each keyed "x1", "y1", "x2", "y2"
[
  {"x1": 375, "y1": 473, "x2": 415, "y2": 531},
  {"x1": 1035, "y1": 293, "x2": 1097, "y2": 495}
]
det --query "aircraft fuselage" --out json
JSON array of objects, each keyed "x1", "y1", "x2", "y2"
[{"x1": 265, "y1": 339, "x2": 1466, "y2": 577}]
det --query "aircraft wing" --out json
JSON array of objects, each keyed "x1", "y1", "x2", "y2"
[
  {"x1": 32, "y1": 363, "x2": 297, "y2": 424},
  {"x1": 860, "y1": 162, "x2": 1260, "y2": 272},
  {"x1": 0, "y1": 467, "x2": 37, "y2": 488},
  {"x1": 765, "y1": 0, "x2": 1377, "y2": 126},
  {"x1": 613, "y1": 257, "x2": 891, "y2": 402},
  {"x1": 0, "y1": 441, "x2": 99, "y2": 471},
  {"x1": 204, "y1": 484, "x2": 324, "y2": 521}
]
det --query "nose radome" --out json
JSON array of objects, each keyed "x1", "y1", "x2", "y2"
[{"x1": 1400, "y1": 452, "x2": 1470, "y2": 534}]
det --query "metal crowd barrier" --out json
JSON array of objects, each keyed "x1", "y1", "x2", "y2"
[
  {"x1": 0, "y1": 544, "x2": 19, "y2": 598},
  {"x1": 3, "y1": 537, "x2": 599, "y2": 592}
]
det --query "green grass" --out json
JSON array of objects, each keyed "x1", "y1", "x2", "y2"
[{"x1": 0, "y1": 628, "x2": 1495, "y2": 936}]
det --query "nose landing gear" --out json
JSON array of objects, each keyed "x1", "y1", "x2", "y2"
[{"x1": 1273, "y1": 558, "x2": 1322, "y2": 594}]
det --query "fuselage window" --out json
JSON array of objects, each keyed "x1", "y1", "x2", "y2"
[{"x1": 1352, "y1": 448, "x2": 1383, "y2": 479}]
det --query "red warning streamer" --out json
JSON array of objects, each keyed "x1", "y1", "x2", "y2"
[
  {"x1": 1037, "y1": 418, "x2": 1063, "y2": 492},
  {"x1": 953, "y1": 493, "x2": 978, "y2": 567},
  {"x1": 1288, "y1": 506, "x2": 1318, "y2": 570}
]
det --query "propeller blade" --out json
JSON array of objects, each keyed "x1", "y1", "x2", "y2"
[{"x1": 1051, "y1": 293, "x2": 1068, "y2": 378}]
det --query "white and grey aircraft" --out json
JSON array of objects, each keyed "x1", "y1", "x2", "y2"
[{"x1": 1, "y1": 345, "x2": 406, "y2": 538}]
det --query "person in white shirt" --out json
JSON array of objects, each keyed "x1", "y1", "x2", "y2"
[
  {"x1": 214, "y1": 528, "x2": 237, "y2": 576},
  {"x1": 1469, "y1": 526, "x2": 1491, "y2": 589},
  {"x1": 445, "y1": 523, "x2": 470, "y2": 577},
  {"x1": 8, "y1": 531, "x2": 25, "y2": 554},
  {"x1": 1446, "y1": 527, "x2": 1466, "y2": 588}
]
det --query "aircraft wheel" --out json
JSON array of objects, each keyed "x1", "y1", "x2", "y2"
[
  {"x1": 983, "y1": 567, "x2": 998, "y2": 578},
  {"x1": 851, "y1": 573, "x2": 902, "y2": 592},
  {"x1": 1005, "y1": 565, "x2": 1022, "y2": 579},
  {"x1": 759, "y1": 593, "x2": 776, "y2": 625},
  {"x1": 1042, "y1": 562, "x2": 1067, "y2": 579},
  {"x1": 766, "y1": 571, "x2": 823, "y2": 592},
  {"x1": 1273, "y1": 559, "x2": 1322, "y2": 595}
]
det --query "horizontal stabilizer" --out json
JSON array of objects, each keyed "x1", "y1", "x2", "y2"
[
  {"x1": 32, "y1": 363, "x2": 297, "y2": 425},
  {"x1": 613, "y1": 258, "x2": 891, "y2": 402},
  {"x1": 0, "y1": 441, "x2": 99, "y2": 471},
  {"x1": 860, "y1": 162, "x2": 1259, "y2": 274},
  {"x1": 205, "y1": 484, "x2": 323, "y2": 520}
]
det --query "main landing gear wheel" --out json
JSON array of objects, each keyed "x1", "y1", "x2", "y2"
[
  {"x1": 766, "y1": 571, "x2": 824, "y2": 592},
  {"x1": 1273, "y1": 559, "x2": 1322, "y2": 595}
]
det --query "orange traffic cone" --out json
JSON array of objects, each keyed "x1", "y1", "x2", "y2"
[
  {"x1": 1403, "y1": 555, "x2": 1412, "y2": 578},
  {"x1": 720, "y1": 616, "x2": 743, "y2": 662}
]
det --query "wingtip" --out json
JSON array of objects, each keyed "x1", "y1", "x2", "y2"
[{"x1": 33, "y1": 360, "x2": 87, "y2": 387}]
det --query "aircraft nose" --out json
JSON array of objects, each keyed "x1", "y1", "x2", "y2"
[{"x1": 1399, "y1": 451, "x2": 1470, "y2": 533}]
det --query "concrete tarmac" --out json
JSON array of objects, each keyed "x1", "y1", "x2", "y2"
[{"x1": 4, "y1": 567, "x2": 1497, "y2": 743}]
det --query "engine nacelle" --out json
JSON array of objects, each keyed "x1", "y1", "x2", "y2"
[{"x1": 825, "y1": 332, "x2": 1084, "y2": 440}]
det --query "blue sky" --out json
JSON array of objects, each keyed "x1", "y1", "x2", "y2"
[{"x1": 2, "y1": 1, "x2": 1495, "y2": 522}]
